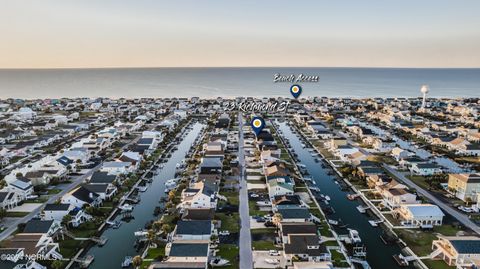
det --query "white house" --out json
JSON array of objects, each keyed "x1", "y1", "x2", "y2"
[
  {"x1": 101, "y1": 161, "x2": 134, "y2": 175},
  {"x1": 61, "y1": 186, "x2": 102, "y2": 208},
  {"x1": 8, "y1": 177, "x2": 34, "y2": 201},
  {"x1": 410, "y1": 163, "x2": 442, "y2": 176},
  {"x1": 396, "y1": 204, "x2": 444, "y2": 227}
]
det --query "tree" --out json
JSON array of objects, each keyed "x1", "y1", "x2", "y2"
[
  {"x1": 132, "y1": 256, "x2": 143, "y2": 268},
  {"x1": 62, "y1": 214, "x2": 72, "y2": 227},
  {"x1": 161, "y1": 223, "x2": 172, "y2": 235},
  {"x1": 466, "y1": 197, "x2": 473, "y2": 206},
  {"x1": 147, "y1": 229, "x2": 156, "y2": 246},
  {"x1": 168, "y1": 190, "x2": 176, "y2": 201},
  {"x1": 0, "y1": 208, "x2": 7, "y2": 221},
  {"x1": 273, "y1": 213, "x2": 283, "y2": 225},
  {"x1": 51, "y1": 260, "x2": 63, "y2": 269}
]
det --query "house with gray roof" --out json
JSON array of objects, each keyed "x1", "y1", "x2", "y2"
[{"x1": 173, "y1": 220, "x2": 213, "y2": 241}]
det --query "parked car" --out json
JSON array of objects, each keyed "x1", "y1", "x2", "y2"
[
  {"x1": 219, "y1": 230, "x2": 230, "y2": 236},
  {"x1": 256, "y1": 217, "x2": 266, "y2": 223},
  {"x1": 269, "y1": 250, "x2": 280, "y2": 256}
]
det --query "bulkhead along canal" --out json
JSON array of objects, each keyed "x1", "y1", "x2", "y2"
[
  {"x1": 79, "y1": 122, "x2": 205, "y2": 269},
  {"x1": 276, "y1": 121, "x2": 414, "y2": 269}
]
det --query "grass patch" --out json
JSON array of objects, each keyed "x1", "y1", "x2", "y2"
[
  {"x1": 395, "y1": 229, "x2": 437, "y2": 256},
  {"x1": 5, "y1": 211, "x2": 29, "y2": 217},
  {"x1": 252, "y1": 240, "x2": 277, "y2": 250},
  {"x1": 217, "y1": 244, "x2": 239, "y2": 269},
  {"x1": 216, "y1": 213, "x2": 240, "y2": 233},
  {"x1": 145, "y1": 244, "x2": 166, "y2": 260},
  {"x1": 59, "y1": 239, "x2": 82, "y2": 258},
  {"x1": 248, "y1": 200, "x2": 264, "y2": 216},
  {"x1": 423, "y1": 259, "x2": 455, "y2": 269}
]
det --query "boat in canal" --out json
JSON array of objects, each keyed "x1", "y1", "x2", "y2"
[
  {"x1": 121, "y1": 256, "x2": 132, "y2": 267},
  {"x1": 348, "y1": 229, "x2": 362, "y2": 244},
  {"x1": 276, "y1": 121, "x2": 411, "y2": 269}
]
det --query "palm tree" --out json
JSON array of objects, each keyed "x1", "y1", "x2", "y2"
[
  {"x1": 161, "y1": 223, "x2": 172, "y2": 235},
  {"x1": 132, "y1": 256, "x2": 143, "y2": 268},
  {"x1": 273, "y1": 213, "x2": 283, "y2": 225},
  {"x1": 168, "y1": 190, "x2": 176, "y2": 201},
  {"x1": 147, "y1": 229, "x2": 156, "y2": 247}
]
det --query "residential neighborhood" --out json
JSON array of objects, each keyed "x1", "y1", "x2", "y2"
[{"x1": 0, "y1": 96, "x2": 479, "y2": 269}]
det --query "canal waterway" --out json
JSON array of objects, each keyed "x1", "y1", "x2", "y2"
[
  {"x1": 277, "y1": 121, "x2": 414, "y2": 269},
  {"x1": 81, "y1": 122, "x2": 205, "y2": 269}
]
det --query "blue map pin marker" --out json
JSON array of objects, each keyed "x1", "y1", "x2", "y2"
[
  {"x1": 290, "y1": 84, "x2": 302, "y2": 99},
  {"x1": 251, "y1": 117, "x2": 265, "y2": 136}
]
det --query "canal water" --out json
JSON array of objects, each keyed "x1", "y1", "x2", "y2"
[
  {"x1": 277, "y1": 121, "x2": 414, "y2": 269},
  {"x1": 81, "y1": 122, "x2": 205, "y2": 269}
]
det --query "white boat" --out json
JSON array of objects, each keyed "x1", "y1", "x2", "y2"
[
  {"x1": 210, "y1": 258, "x2": 229, "y2": 267},
  {"x1": 121, "y1": 256, "x2": 132, "y2": 267},
  {"x1": 256, "y1": 201, "x2": 272, "y2": 206},
  {"x1": 134, "y1": 230, "x2": 148, "y2": 237},
  {"x1": 309, "y1": 186, "x2": 320, "y2": 192},
  {"x1": 119, "y1": 204, "x2": 133, "y2": 212},
  {"x1": 356, "y1": 205, "x2": 369, "y2": 213},
  {"x1": 328, "y1": 219, "x2": 339, "y2": 225},
  {"x1": 368, "y1": 220, "x2": 384, "y2": 227},
  {"x1": 165, "y1": 178, "x2": 180, "y2": 187},
  {"x1": 265, "y1": 258, "x2": 280, "y2": 264},
  {"x1": 325, "y1": 195, "x2": 331, "y2": 201},
  {"x1": 349, "y1": 229, "x2": 362, "y2": 244},
  {"x1": 136, "y1": 185, "x2": 148, "y2": 192}
]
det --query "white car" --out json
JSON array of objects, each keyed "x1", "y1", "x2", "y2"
[
  {"x1": 250, "y1": 193, "x2": 259, "y2": 198},
  {"x1": 218, "y1": 230, "x2": 230, "y2": 236},
  {"x1": 268, "y1": 250, "x2": 280, "y2": 256},
  {"x1": 458, "y1": 206, "x2": 474, "y2": 213}
]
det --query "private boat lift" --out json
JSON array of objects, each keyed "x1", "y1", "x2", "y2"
[
  {"x1": 106, "y1": 220, "x2": 122, "y2": 229},
  {"x1": 368, "y1": 219, "x2": 384, "y2": 227},
  {"x1": 357, "y1": 205, "x2": 370, "y2": 213},
  {"x1": 347, "y1": 194, "x2": 360, "y2": 200},
  {"x1": 73, "y1": 255, "x2": 95, "y2": 268},
  {"x1": 136, "y1": 185, "x2": 148, "y2": 192}
]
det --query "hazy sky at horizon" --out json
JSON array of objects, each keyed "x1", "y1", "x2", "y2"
[{"x1": 1, "y1": 0, "x2": 479, "y2": 68}]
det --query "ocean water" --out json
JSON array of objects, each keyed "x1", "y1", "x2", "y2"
[{"x1": 0, "y1": 67, "x2": 479, "y2": 99}]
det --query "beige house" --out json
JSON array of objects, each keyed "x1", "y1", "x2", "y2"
[
  {"x1": 431, "y1": 236, "x2": 480, "y2": 268},
  {"x1": 448, "y1": 173, "x2": 480, "y2": 203}
]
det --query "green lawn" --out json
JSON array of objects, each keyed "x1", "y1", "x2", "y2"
[
  {"x1": 59, "y1": 239, "x2": 83, "y2": 258},
  {"x1": 217, "y1": 244, "x2": 239, "y2": 269},
  {"x1": 216, "y1": 213, "x2": 240, "y2": 233},
  {"x1": 252, "y1": 240, "x2": 277, "y2": 250},
  {"x1": 5, "y1": 211, "x2": 29, "y2": 217},
  {"x1": 330, "y1": 249, "x2": 349, "y2": 267},
  {"x1": 145, "y1": 244, "x2": 166, "y2": 260},
  {"x1": 248, "y1": 200, "x2": 264, "y2": 216},
  {"x1": 71, "y1": 222, "x2": 99, "y2": 238},
  {"x1": 219, "y1": 191, "x2": 239, "y2": 206},
  {"x1": 395, "y1": 229, "x2": 437, "y2": 256},
  {"x1": 423, "y1": 259, "x2": 455, "y2": 269}
]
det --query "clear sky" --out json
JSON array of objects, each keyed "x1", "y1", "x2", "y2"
[{"x1": 1, "y1": 0, "x2": 479, "y2": 68}]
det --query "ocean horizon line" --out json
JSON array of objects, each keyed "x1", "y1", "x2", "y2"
[{"x1": 1, "y1": 66, "x2": 480, "y2": 71}]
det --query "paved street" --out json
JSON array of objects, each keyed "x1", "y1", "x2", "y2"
[
  {"x1": 238, "y1": 113, "x2": 253, "y2": 269},
  {"x1": 384, "y1": 164, "x2": 480, "y2": 234}
]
